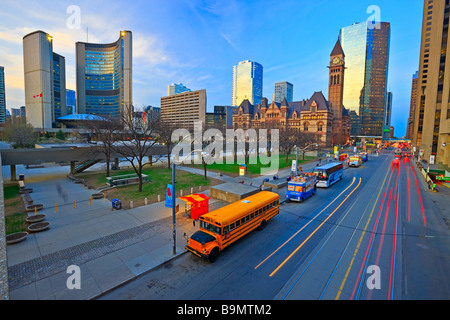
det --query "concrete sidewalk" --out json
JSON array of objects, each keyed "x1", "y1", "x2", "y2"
[
  {"x1": 5, "y1": 176, "x2": 228, "y2": 300},
  {"x1": 4, "y1": 157, "x2": 328, "y2": 300}
]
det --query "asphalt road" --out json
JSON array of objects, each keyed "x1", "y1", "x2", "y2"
[{"x1": 99, "y1": 152, "x2": 450, "y2": 300}]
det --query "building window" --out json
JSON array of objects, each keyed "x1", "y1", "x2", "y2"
[
  {"x1": 304, "y1": 122, "x2": 309, "y2": 131},
  {"x1": 317, "y1": 122, "x2": 323, "y2": 132}
]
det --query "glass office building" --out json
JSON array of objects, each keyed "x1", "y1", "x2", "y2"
[
  {"x1": 76, "y1": 31, "x2": 132, "y2": 118},
  {"x1": 232, "y1": 60, "x2": 263, "y2": 106},
  {"x1": 339, "y1": 21, "x2": 390, "y2": 137},
  {"x1": 274, "y1": 81, "x2": 293, "y2": 103},
  {"x1": 0, "y1": 66, "x2": 5, "y2": 123},
  {"x1": 52, "y1": 53, "x2": 66, "y2": 122},
  {"x1": 168, "y1": 83, "x2": 191, "y2": 96}
]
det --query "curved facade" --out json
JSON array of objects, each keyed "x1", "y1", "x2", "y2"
[
  {"x1": 76, "y1": 31, "x2": 132, "y2": 118},
  {"x1": 23, "y1": 30, "x2": 67, "y2": 129}
]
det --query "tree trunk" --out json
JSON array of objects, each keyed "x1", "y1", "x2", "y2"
[
  {"x1": 106, "y1": 157, "x2": 110, "y2": 178},
  {"x1": 167, "y1": 145, "x2": 171, "y2": 169},
  {"x1": 138, "y1": 162, "x2": 143, "y2": 192}
]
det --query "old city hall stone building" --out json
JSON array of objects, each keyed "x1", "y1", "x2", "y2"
[{"x1": 233, "y1": 39, "x2": 351, "y2": 147}]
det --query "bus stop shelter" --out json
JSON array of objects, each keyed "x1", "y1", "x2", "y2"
[{"x1": 180, "y1": 193, "x2": 210, "y2": 219}]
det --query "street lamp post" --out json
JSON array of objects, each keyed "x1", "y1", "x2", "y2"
[
  {"x1": 170, "y1": 147, "x2": 205, "y2": 256},
  {"x1": 172, "y1": 162, "x2": 176, "y2": 255}
]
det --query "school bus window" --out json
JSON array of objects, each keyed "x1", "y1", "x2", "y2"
[
  {"x1": 230, "y1": 223, "x2": 235, "y2": 230},
  {"x1": 246, "y1": 215, "x2": 250, "y2": 222},
  {"x1": 223, "y1": 226, "x2": 229, "y2": 234},
  {"x1": 251, "y1": 212, "x2": 255, "y2": 219},
  {"x1": 236, "y1": 220, "x2": 241, "y2": 227},
  {"x1": 200, "y1": 221, "x2": 221, "y2": 235}
]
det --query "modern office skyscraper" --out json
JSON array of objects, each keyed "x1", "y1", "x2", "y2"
[
  {"x1": 76, "y1": 31, "x2": 132, "y2": 118},
  {"x1": 339, "y1": 21, "x2": 391, "y2": 137},
  {"x1": 407, "y1": 71, "x2": 419, "y2": 140},
  {"x1": 0, "y1": 66, "x2": 5, "y2": 123},
  {"x1": 52, "y1": 53, "x2": 66, "y2": 122},
  {"x1": 412, "y1": 0, "x2": 449, "y2": 170},
  {"x1": 384, "y1": 92, "x2": 393, "y2": 139},
  {"x1": 160, "y1": 89, "x2": 206, "y2": 128},
  {"x1": 168, "y1": 83, "x2": 191, "y2": 96},
  {"x1": 232, "y1": 60, "x2": 263, "y2": 106},
  {"x1": 23, "y1": 30, "x2": 67, "y2": 129},
  {"x1": 274, "y1": 81, "x2": 293, "y2": 103},
  {"x1": 66, "y1": 89, "x2": 76, "y2": 114}
]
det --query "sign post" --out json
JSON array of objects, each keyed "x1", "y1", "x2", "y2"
[{"x1": 291, "y1": 160, "x2": 297, "y2": 173}]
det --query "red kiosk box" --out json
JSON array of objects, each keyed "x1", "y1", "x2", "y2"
[{"x1": 180, "y1": 193, "x2": 210, "y2": 220}]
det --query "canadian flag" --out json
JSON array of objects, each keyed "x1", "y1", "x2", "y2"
[{"x1": 33, "y1": 92, "x2": 43, "y2": 98}]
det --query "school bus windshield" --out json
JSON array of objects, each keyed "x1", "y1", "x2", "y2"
[{"x1": 200, "y1": 221, "x2": 221, "y2": 235}]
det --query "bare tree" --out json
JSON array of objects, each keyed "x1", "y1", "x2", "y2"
[
  {"x1": 79, "y1": 115, "x2": 122, "y2": 178},
  {"x1": 278, "y1": 126, "x2": 302, "y2": 164},
  {"x1": 2, "y1": 118, "x2": 36, "y2": 148},
  {"x1": 297, "y1": 131, "x2": 320, "y2": 160},
  {"x1": 157, "y1": 120, "x2": 180, "y2": 169},
  {"x1": 113, "y1": 104, "x2": 160, "y2": 192}
]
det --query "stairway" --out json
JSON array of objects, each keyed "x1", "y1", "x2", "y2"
[{"x1": 74, "y1": 159, "x2": 102, "y2": 173}]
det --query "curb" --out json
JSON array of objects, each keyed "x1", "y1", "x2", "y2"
[{"x1": 89, "y1": 249, "x2": 188, "y2": 300}]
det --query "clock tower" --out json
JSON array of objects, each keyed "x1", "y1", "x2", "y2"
[{"x1": 328, "y1": 38, "x2": 345, "y2": 123}]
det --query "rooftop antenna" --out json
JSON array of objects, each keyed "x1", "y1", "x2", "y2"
[{"x1": 86, "y1": 27, "x2": 88, "y2": 42}]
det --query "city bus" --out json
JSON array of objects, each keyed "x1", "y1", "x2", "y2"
[
  {"x1": 185, "y1": 191, "x2": 280, "y2": 263},
  {"x1": 313, "y1": 162, "x2": 344, "y2": 188}
]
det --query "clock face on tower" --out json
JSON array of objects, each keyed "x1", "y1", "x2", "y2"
[{"x1": 332, "y1": 56, "x2": 341, "y2": 65}]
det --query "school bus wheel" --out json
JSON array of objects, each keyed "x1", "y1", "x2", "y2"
[
  {"x1": 209, "y1": 247, "x2": 219, "y2": 263},
  {"x1": 258, "y1": 220, "x2": 267, "y2": 231}
]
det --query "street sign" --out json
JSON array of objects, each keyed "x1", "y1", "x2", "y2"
[
  {"x1": 165, "y1": 184, "x2": 173, "y2": 208},
  {"x1": 291, "y1": 160, "x2": 297, "y2": 172},
  {"x1": 430, "y1": 155, "x2": 435, "y2": 165}
]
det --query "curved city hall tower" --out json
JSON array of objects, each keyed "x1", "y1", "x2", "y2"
[
  {"x1": 76, "y1": 31, "x2": 132, "y2": 118},
  {"x1": 23, "y1": 30, "x2": 66, "y2": 129}
]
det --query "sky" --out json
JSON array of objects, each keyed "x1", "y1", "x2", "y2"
[{"x1": 0, "y1": 0, "x2": 424, "y2": 137}]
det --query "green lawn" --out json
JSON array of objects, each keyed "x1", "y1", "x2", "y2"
[
  {"x1": 3, "y1": 185, "x2": 28, "y2": 235},
  {"x1": 188, "y1": 154, "x2": 316, "y2": 176},
  {"x1": 78, "y1": 166, "x2": 220, "y2": 208}
]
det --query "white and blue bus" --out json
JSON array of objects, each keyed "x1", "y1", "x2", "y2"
[{"x1": 313, "y1": 162, "x2": 344, "y2": 188}]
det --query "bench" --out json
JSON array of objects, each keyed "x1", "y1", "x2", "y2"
[
  {"x1": 18, "y1": 180, "x2": 33, "y2": 194},
  {"x1": 23, "y1": 192, "x2": 33, "y2": 205},
  {"x1": 106, "y1": 174, "x2": 149, "y2": 186}
]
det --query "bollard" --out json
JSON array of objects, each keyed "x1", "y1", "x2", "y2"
[
  {"x1": 35, "y1": 206, "x2": 37, "y2": 215},
  {"x1": 191, "y1": 187, "x2": 193, "y2": 194},
  {"x1": 90, "y1": 197, "x2": 92, "y2": 206},
  {"x1": 130, "y1": 200, "x2": 133, "y2": 209},
  {"x1": 145, "y1": 198, "x2": 148, "y2": 205},
  {"x1": 199, "y1": 186, "x2": 201, "y2": 191},
  {"x1": 55, "y1": 203, "x2": 57, "y2": 213},
  {"x1": 181, "y1": 189, "x2": 183, "y2": 196},
  {"x1": 104, "y1": 194, "x2": 106, "y2": 202},
  {"x1": 73, "y1": 200, "x2": 75, "y2": 209},
  {"x1": 158, "y1": 194, "x2": 161, "y2": 202}
]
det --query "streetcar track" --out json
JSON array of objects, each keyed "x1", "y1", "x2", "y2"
[{"x1": 254, "y1": 177, "x2": 357, "y2": 270}]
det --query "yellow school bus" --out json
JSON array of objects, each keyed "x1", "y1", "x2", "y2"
[{"x1": 185, "y1": 191, "x2": 280, "y2": 262}]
